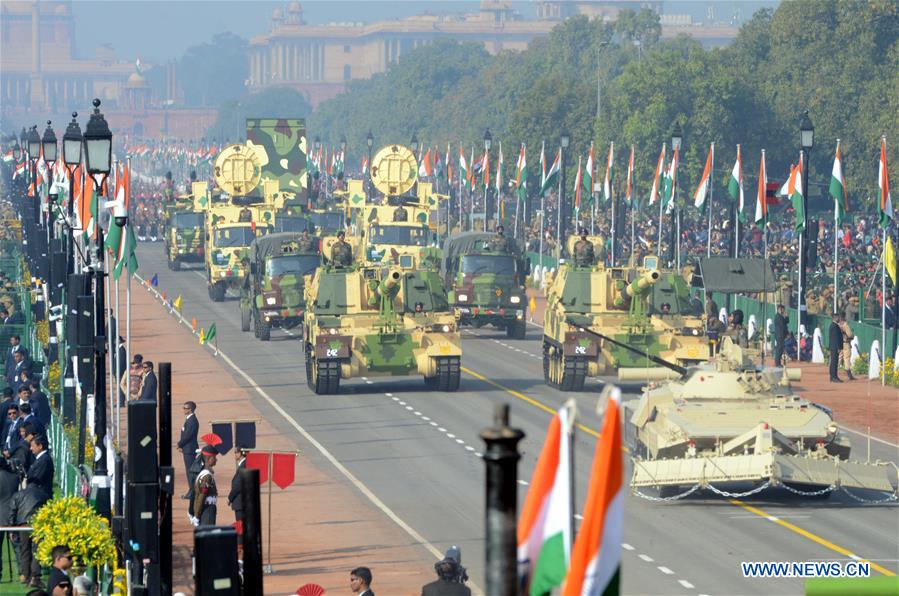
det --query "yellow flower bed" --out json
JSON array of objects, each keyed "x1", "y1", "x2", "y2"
[
  {"x1": 36, "y1": 319, "x2": 49, "y2": 346},
  {"x1": 31, "y1": 496, "x2": 117, "y2": 568}
]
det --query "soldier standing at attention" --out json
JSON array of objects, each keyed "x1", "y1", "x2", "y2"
[
  {"x1": 297, "y1": 229, "x2": 317, "y2": 252},
  {"x1": 491, "y1": 225, "x2": 510, "y2": 252},
  {"x1": 572, "y1": 228, "x2": 595, "y2": 267},
  {"x1": 193, "y1": 445, "x2": 219, "y2": 527},
  {"x1": 393, "y1": 203, "x2": 408, "y2": 222},
  {"x1": 839, "y1": 313, "x2": 856, "y2": 381},
  {"x1": 331, "y1": 230, "x2": 353, "y2": 267}
]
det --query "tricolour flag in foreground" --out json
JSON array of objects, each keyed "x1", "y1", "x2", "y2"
[
  {"x1": 729, "y1": 145, "x2": 745, "y2": 222},
  {"x1": 693, "y1": 143, "x2": 714, "y2": 211},
  {"x1": 602, "y1": 142, "x2": 612, "y2": 202},
  {"x1": 624, "y1": 146, "x2": 634, "y2": 206},
  {"x1": 564, "y1": 387, "x2": 623, "y2": 595},
  {"x1": 789, "y1": 155, "x2": 805, "y2": 233},
  {"x1": 880, "y1": 137, "x2": 892, "y2": 227},
  {"x1": 540, "y1": 148, "x2": 561, "y2": 196},
  {"x1": 516, "y1": 143, "x2": 528, "y2": 202},
  {"x1": 649, "y1": 144, "x2": 666, "y2": 206},
  {"x1": 829, "y1": 140, "x2": 848, "y2": 225},
  {"x1": 518, "y1": 404, "x2": 572, "y2": 596}
]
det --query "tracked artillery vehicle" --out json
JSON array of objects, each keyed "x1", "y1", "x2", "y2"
[{"x1": 608, "y1": 335, "x2": 898, "y2": 497}]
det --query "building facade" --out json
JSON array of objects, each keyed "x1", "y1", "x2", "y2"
[{"x1": 248, "y1": 1, "x2": 737, "y2": 108}]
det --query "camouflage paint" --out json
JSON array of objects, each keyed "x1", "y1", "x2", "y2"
[
  {"x1": 246, "y1": 118, "x2": 308, "y2": 196},
  {"x1": 359, "y1": 332, "x2": 416, "y2": 375}
]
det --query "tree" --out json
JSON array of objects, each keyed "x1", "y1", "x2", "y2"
[
  {"x1": 206, "y1": 86, "x2": 312, "y2": 141},
  {"x1": 178, "y1": 32, "x2": 250, "y2": 107}
]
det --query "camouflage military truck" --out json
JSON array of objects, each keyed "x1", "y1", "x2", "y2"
[
  {"x1": 442, "y1": 232, "x2": 529, "y2": 338},
  {"x1": 164, "y1": 181, "x2": 207, "y2": 271},
  {"x1": 303, "y1": 262, "x2": 462, "y2": 395},
  {"x1": 543, "y1": 238, "x2": 711, "y2": 391},
  {"x1": 240, "y1": 232, "x2": 321, "y2": 340},
  {"x1": 204, "y1": 144, "x2": 276, "y2": 302},
  {"x1": 246, "y1": 118, "x2": 307, "y2": 197}
]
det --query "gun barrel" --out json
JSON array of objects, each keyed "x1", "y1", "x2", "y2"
[
  {"x1": 625, "y1": 270, "x2": 661, "y2": 298},
  {"x1": 378, "y1": 270, "x2": 402, "y2": 297},
  {"x1": 567, "y1": 317, "x2": 688, "y2": 376}
]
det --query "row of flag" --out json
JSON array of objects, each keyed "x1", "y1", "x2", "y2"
[
  {"x1": 518, "y1": 389, "x2": 623, "y2": 595},
  {"x1": 148, "y1": 275, "x2": 218, "y2": 346}
]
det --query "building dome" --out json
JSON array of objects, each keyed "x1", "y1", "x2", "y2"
[
  {"x1": 272, "y1": 7, "x2": 284, "y2": 19},
  {"x1": 126, "y1": 72, "x2": 149, "y2": 88},
  {"x1": 288, "y1": 1, "x2": 302, "y2": 14}
]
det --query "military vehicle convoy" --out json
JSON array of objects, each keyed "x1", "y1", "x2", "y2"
[
  {"x1": 302, "y1": 143, "x2": 461, "y2": 394},
  {"x1": 618, "y1": 338, "x2": 897, "y2": 497},
  {"x1": 164, "y1": 181, "x2": 206, "y2": 271},
  {"x1": 442, "y1": 232, "x2": 529, "y2": 338},
  {"x1": 240, "y1": 232, "x2": 321, "y2": 340},
  {"x1": 303, "y1": 263, "x2": 462, "y2": 394},
  {"x1": 542, "y1": 237, "x2": 711, "y2": 391},
  {"x1": 204, "y1": 144, "x2": 276, "y2": 301}
]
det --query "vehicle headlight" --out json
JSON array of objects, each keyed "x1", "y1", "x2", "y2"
[
  {"x1": 510, "y1": 295, "x2": 521, "y2": 304},
  {"x1": 218, "y1": 271, "x2": 226, "y2": 278},
  {"x1": 458, "y1": 294, "x2": 468, "y2": 302},
  {"x1": 442, "y1": 325, "x2": 450, "y2": 333},
  {"x1": 328, "y1": 327, "x2": 338, "y2": 335},
  {"x1": 265, "y1": 297, "x2": 277, "y2": 305},
  {"x1": 827, "y1": 423, "x2": 838, "y2": 436}
]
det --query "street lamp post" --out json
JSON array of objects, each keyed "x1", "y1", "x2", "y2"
[
  {"x1": 410, "y1": 134, "x2": 419, "y2": 155},
  {"x1": 83, "y1": 98, "x2": 113, "y2": 521},
  {"x1": 41, "y1": 121, "x2": 57, "y2": 256},
  {"x1": 27, "y1": 126, "x2": 42, "y2": 226},
  {"x1": 558, "y1": 132, "x2": 570, "y2": 255},
  {"x1": 63, "y1": 113, "x2": 83, "y2": 273},
  {"x1": 366, "y1": 131, "x2": 374, "y2": 200},
  {"x1": 483, "y1": 129, "x2": 492, "y2": 229},
  {"x1": 799, "y1": 111, "x2": 814, "y2": 324},
  {"x1": 670, "y1": 122, "x2": 683, "y2": 267}
]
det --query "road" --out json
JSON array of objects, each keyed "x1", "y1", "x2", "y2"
[{"x1": 137, "y1": 243, "x2": 898, "y2": 595}]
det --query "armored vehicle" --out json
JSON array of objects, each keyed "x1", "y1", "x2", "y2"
[
  {"x1": 617, "y1": 338, "x2": 897, "y2": 497},
  {"x1": 442, "y1": 232, "x2": 529, "y2": 338},
  {"x1": 204, "y1": 144, "x2": 276, "y2": 302},
  {"x1": 303, "y1": 261, "x2": 462, "y2": 395},
  {"x1": 543, "y1": 239, "x2": 711, "y2": 391},
  {"x1": 240, "y1": 232, "x2": 321, "y2": 340},
  {"x1": 164, "y1": 182, "x2": 206, "y2": 270}
]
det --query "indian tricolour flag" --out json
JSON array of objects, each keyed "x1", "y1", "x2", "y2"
[
  {"x1": 459, "y1": 148, "x2": 469, "y2": 190},
  {"x1": 693, "y1": 143, "x2": 714, "y2": 211},
  {"x1": 564, "y1": 387, "x2": 623, "y2": 596},
  {"x1": 729, "y1": 145, "x2": 745, "y2": 222},
  {"x1": 517, "y1": 403, "x2": 572, "y2": 596},
  {"x1": 515, "y1": 143, "x2": 528, "y2": 202},
  {"x1": 602, "y1": 142, "x2": 613, "y2": 202},
  {"x1": 649, "y1": 144, "x2": 666, "y2": 206},
  {"x1": 829, "y1": 140, "x2": 848, "y2": 225},
  {"x1": 879, "y1": 136, "x2": 892, "y2": 228},
  {"x1": 754, "y1": 149, "x2": 768, "y2": 227}
]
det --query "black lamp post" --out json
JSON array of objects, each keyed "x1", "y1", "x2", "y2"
[
  {"x1": 670, "y1": 121, "x2": 683, "y2": 267},
  {"x1": 42, "y1": 121, "x2": 58, "y2": 166},
  {"x1": 410, "y1": 134, "x2": 419, "y2": 154},
  {"x1": 63, "y1": 113, "x2": 82, "y2": 273},
  {"x1": 12, "y1": 140, "x2": 21, "y2": 163},
  {"x1": 83, "y1": 98, "x2": 113, "y2": 521},
  {"x1": 484, "y1": 129, "x2": 492, "y2": 226},
  {"x1": 366, "y1": 131, "x2": 374, "y2": 199},
  {"x1": 27, "y1": 126, "x2": 41, "y2": 225},
  {"x1": 799, "y1": 110, "x2": 814, "y2": 322},
  {"x1": 558, "y1": 132, "x2": 570, "y2": 254}
]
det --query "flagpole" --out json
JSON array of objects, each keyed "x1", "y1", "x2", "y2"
[
  {"x1": 833, "y1": 141, "x2": 840, "y2": 314},
  {"x1": 610, "y1": 153, "x2": 616, "y2": 266},
  {"x1": 761, "y1": 149, "x2": 768, "y2": 367},
  {"x1": 797, "y1": 233, "x2": 803, "y2": 362},
  {"x1": 556, "y1": 155, "x2": 562, "y2": 259},
  {"x1": 883, "y1": 227, "x2": 887, "y2": 386},
  {"x1": 539, "y1": 193, "x2": 545, "y2": 270},
  {"x1": 106, "y1": 161, "x2": 116, "y2": 447},
  {"x1": 707, "y1": 143, "x2": 714, "y2": 258}
]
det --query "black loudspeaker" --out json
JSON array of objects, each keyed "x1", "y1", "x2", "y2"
[
  {"x1": 806, "y1": 219, "x2": 819, "y2": 269},
  {"x1": 50, "y1": 251, "x2": 66, "y2": 306},
  {"x1": 75, "y1": 295, "x2": 94, "y2": 348},
  {"x1": 194, "y1": 527, "x2": 240, "y2": 596},
  {"x1": 127, "y1": 401, "x2": 158, "y2": 483},
  {"x1": 75, "y1": 346, "x2": 94, "y2": 396},
  {"x1": 126, "y1": 482, "x2": 159, "y2": 561}
]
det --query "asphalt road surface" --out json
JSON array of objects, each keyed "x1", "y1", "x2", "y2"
[{"x1": 137, "y1": 243, "x2": 898, "y2": 595}]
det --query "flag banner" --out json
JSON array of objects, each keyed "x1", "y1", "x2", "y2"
[
  {"x1": 829, "y1": 140, "x2": 848, "y2": 225},
  {"x1": 729, "y1": 145, "x2": 746, "y2": 222},
  {"x1": 173, "y1": 293, "x2": 183, "y2": 313},
  {"x1": 516, "y1": 143, "x2": 528, "y2": 203},
  {"x1": 496, "y1": 142, "x2": 504, "y2": 194},
  {"x1": 694, "y1": 144, "x2": 713, "y2": 211},
  {"x1": 204, "y1": 322, "x2": 217, "y2": 344},
  {"x1": 625, "y1": 146, "x2": 635, "y2": 207},
  {"x1": 540, "y1": 148, "x2": 561, "y2": 196},
  {"x1": 573, "y1": 156, "x2": 584, "y2": 215},
  {"x1": 754, "y1": 150, "x2": 768, "y2": 227},
  {"x1": 789, "y1": 156, "x2": 805, "y2": 233},
  {"x1": 564, "y1": 388, "x2": 624, "y2": 595},
  {"x1": 663, "y1": 148, "x2": 679, "y2": 214},
  {"x1": 602, "y1": 142, "x2": 613, "y2": 203},
  {"x1": 459, "y1": 149, "x2": 469, "y2": 190},
  {"x1": 584, "y1": 143, "x2": 594, "y2": 203},
  {"x1": 246, "y1": 452, "x2": 271, "y2": 485},
  {"x1": 649, "y1": 144, "x2": 666, "y2": 206},
  {"x1": 880, "y1": 137, "x2": 892, "y2": 227},
  {"x1": 518, "y1": 404, "x2": 572, "y2": 596},
  {"x1": 885, "y1": 236, "x2": 897, "y2": 287},
  {"x1": 272, "y1": 452, "x2": 297, "y2": 489}
]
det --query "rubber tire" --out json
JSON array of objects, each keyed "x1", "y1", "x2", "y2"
[
  {"x1": 257, "y1": 318, "x2": 271, "y2": 341},
  {"x1": 311, "y1": 358, "x2": 340, "y2": 395},
  {"x1": 424, "y1": 375, "x2": 438, "y2": 389},
  {"x1": 240, "y1": 308, "x2": 251, "y2": 332},
  {"x1": 506, "y1": 319, "x2": 526, "y2": 339},
  {"x1": 211, "y1": 282, "x2": 226, "y2": 302},
  {"x1": 543, "y1": 341, "x2": 586, "y2": 391},
  {"x1": 433, "y1": 357, "x2": 460, "y2": 392},
  {"x1": 304, "y1": 346, "x2": 314, "y2": 387},
  {"x1": 171, "y1": 259, "x2": 181, "y2": 272}
]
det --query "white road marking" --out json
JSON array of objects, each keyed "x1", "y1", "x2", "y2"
[
  {"x1": 413, "y1": 411, "x2": 422, "y2": 416},
  {"x1": 474, "y1": 452, "x2": 483, "y2": 457},
  {"x1": 679, "y1": 579, "x2": 695, "y2": 589},
  {"x1": 622, "y1": 543, "x2": 635, "y2": 551},
  {"x1": 446, "y1": 433, "x2": 456, "y2": 439},
  {"x1": 517, "y1": 480, "x2": 529, "y2": 486},
  {"x1": 573, "y1": 514, "x2": 584, "y2": 521},
  {"x1": 638, "y1": 554, "x2": 654, "y2": 563},
  {"x1": 398, "y1": 401, "x2": 407, "y2": 406},
  {"x1": 405, "y1": 406, "x2": 414, "y2": 411},
  {"x1": 438, "y1": 427, "x2": 447, "y2": 433},
  {"x1": 842, "y1": 426, "x2": 899, "y2": 448},
  {"x1": 455, "y1": 439, "x2": 465, "y2": 445},
  {"x1": 658, "y1": 566, "x2": 674, "y2": 575},
  {"x1": 385, "y1": 393, "x2": 393, "y2": 397},
  {"x1": 421, "y1": 416, "x2": 431, "y2": 422},
  {"x1": 429, "y1": 422, "x2": 438, "y2": 427},
  {"x1": 465, "y1": 446, "x2": 475, "y2": 452}
]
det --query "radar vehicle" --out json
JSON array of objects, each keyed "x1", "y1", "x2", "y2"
[{"x1": 164, "y1": 182, "x2": 206, "y2": 270}]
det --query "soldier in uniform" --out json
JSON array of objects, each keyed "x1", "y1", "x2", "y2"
[
  {"x1": 192, "y1": 445, "x2": 219, "y2": 527},
  {"x1": 331, "y1": 231, "x2": 353, "y2": 267},
  {"x1": 572, "y1": 228, "x2": 595, "y2": 267},
  {"x1": 297, "y1": 229, "x2": 317, "y2": 253},
  {"x1": 238, "y1": 206, "x2": 253, "y2": 222},
  {"x1": 393, "y1": 203, "x2": 408, "y2": 222},
  {"x1": 491, "y1": 225, "x2": 511, "y2": 253},
  {"x1": 839, "y1": 314, "x2": 856, "y2": 380}
]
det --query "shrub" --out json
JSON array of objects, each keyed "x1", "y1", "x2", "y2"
[{"x1": 31, "y1": 496, "x2": 117, "y2": 568}]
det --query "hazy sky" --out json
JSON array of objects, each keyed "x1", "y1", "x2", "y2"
[{"x1": 71, "y1": 1, "x2": 779, "y2": 64}]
